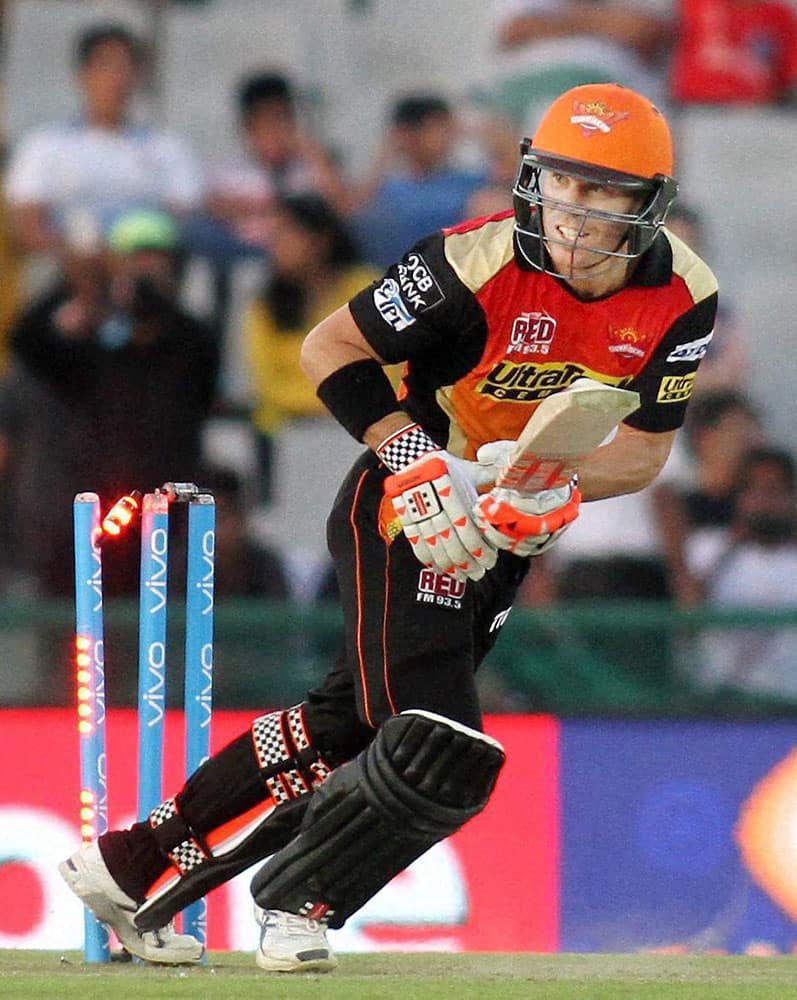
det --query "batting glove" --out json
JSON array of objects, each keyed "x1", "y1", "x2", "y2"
[
  {"x1": 474, "y1": 479, "x2": 581, "y2": 557},
  {"x1": 380, "y1": 423, "x2": 498, "y2": 582}
]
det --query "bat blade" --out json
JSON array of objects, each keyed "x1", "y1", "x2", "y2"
[{"x1": 497, "y1": 378, "x2": 641, "y2": 493}]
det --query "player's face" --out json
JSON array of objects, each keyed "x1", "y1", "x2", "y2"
[{"x1": 539, "y1": 170, "x2": 641, "y2": 275}]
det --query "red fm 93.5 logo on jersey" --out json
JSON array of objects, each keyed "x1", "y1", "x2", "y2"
[{"x1": 416, "y1": 568, "x2": 466, "y2": 609}]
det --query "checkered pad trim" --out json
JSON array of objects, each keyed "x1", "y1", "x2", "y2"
[
  {"x1": 252, "y1": 711, "x2": 290, "y2": 770},
  {"x1": 286, "y1": 705, "x2": 309, "y2": 751},
  {"x1": 377, "y1": 423, "x2": 438, "y2": 473},
  {"x1": 265, "y1": 775, "x2": 291, "y2": 806},
  {"x1": 169, "y1": 839, "x2": 206, "y2": 875},
  {"x1": 283, "y1": 768, "x2": 309, "y2": 797},
  {"x1": 309, "y1": 758, "x2": 332, "y2": 786},
  {"x1": 149, "y1": 797, "x2": 178, "y2": 828}
]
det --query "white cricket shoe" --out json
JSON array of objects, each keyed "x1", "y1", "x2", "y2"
[
  {"x1": 59, "y1": 841, "x2": 203, "y2": 964},
  {"x1": 255, "y1": 907, "x2": 337, "y2": 973}
]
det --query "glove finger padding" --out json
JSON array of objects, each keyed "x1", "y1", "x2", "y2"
[
  {"x1": 385, "y1": 456, "x2": 497, "y2": 581},
  {"x1": 474, "y1": 483, "x2": 581, "y2": 557},
  {"x1": 431, "y1": 471, "x2": 496, "y2": 577}
]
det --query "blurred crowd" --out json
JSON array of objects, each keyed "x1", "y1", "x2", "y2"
[{"x1": 0, "y1": 3, "x2": 796, "y2": 703}]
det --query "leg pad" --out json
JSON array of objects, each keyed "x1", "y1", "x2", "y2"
[{"x1": 251, "y1": 710, "x2": 505, "y2": 927}]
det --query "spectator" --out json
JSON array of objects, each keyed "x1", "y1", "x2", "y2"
[
  {"x1": 670, "y1": 0, "x2": 797, "y2": 106},
  {"x1": 243, "y1": 194, "x2": 381, "y2": 502},
  {"x1": 491, "y1": 0, "x2": 672, "y2": 130},
  {"x1": 679, "y1": 389, "x2": 764, "y2": 529},
  {"x1": 665, "y1": 203, "x2": 749, "y2": 394},
  {"x1": 4, "y1": 208, "x2": 218, "y2": 595},
  {"x1": 350, "y1": 94, "x2": 490, "y2": 267},
  {"x1": 687, "y1": 445, "x2": 797, "y2": 699},
  {"x1": 5, "y1": 21, "x2": 203, "y2": 259},
  {"x1": 192, "y1": 70, "x2": 349, "y2": 267},
  {"x1": 0, "y1": 152, "x2": 21, "y2": 372},
  {"x1": 655, "y1": 389, "x2": 764, "y2": 605}
]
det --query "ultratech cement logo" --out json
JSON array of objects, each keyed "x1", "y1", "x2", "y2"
[
  {"x1": 509, "y1": 310, "x2": 557, "y2": 355},
  {"x1": 657, "y1": 372, "x2": 696, "y2": 403},
  {"x1": 373, "y1": 277, "x2": 415, "y2": 331},
  {"x1": 416, "y1": 568, "x2": 465, "y2": 609},
  {"x1": 396, "y1": 253, "x2": 445, "y2": 312},
  {"x1": 478, "y1": 361, "x2": 595, "y2": 401}
]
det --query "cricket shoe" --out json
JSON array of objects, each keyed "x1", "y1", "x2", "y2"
[
  {"x1": 255, "y1": 906, "x2": 338, "y2": 973},
  {"x1": 59, "y1": 841, "x2": 203, "y2": 964}
]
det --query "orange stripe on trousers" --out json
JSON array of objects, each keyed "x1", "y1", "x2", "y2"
[
  {"x1": 381, "y1": 541, "x2": 397, "y2": 715},
  {"x1": 350, "y1": 470, "x2": 376, "y2": 728}
]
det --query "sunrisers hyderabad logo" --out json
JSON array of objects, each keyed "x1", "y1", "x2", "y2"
[
  {"x1": 570, "y1": 100, "x2": 630, "y2": 138},
  {"x1": 608, "y1": 327, "x2": 650, "y2": 364}
]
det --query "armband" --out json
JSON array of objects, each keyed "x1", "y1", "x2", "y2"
[{"x1": 316, "y1": 359, "x2": 403, "y2": 442}]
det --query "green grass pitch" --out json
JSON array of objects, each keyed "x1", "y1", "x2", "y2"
[{"x1": 2, "y1": 951, "x2": 797, "y2": 1000}]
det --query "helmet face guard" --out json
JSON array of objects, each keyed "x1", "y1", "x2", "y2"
[{"x1": 513, "y1": 144, "x2": 679, "y2": 280}]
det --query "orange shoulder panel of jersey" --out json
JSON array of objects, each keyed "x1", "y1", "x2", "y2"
[{"x1": 438, "y1": 228, "x2": 714, "y2": 459}]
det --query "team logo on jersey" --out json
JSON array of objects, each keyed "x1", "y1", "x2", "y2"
[
  {"x1": 509, "y1": 310, "x2": 557, "y2": 355},
  {"x1": 666, "y1": 331, "x2": 713, "y2": 363},
  {"x1": 608, "y1": 326, "x2": 650, "y2": 363},
  {"x1": 396, "y1": 252, "x2": 445, "y2": 312},
  {"x1": 657, "y1": 373, "x2": 696, "y2": 403},
  {"x1": 570, "y1": 100, "x2": 629, "y2": 138},
  {"x1": 373, "y1": 277, "x2": 415, "y2": 331},
  {"x1": 416, "y1": 568, "x2": 465, "y2": 609},
  {"x1": 479, "y1": 360, "x2": 622, "y2": 401}
]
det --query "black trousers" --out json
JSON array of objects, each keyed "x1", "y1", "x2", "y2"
[
  {"x1": 304, "y1": 452, "x2": 531, "y2": 754},
  {"x1": 101, "y1": 452, "x2": 530, "y2": 901}
]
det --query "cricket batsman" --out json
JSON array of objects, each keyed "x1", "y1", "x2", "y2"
[{"x1": 60, "y1": 83, "x2": 717, "y2": 970}]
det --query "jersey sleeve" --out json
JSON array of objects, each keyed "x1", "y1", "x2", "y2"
[
  {"x1": 348, "y1": 232, "x2": 484, "y2": 364},
  {"x1": 624, "y1": 290, "x2": 719, "y2": 433}
]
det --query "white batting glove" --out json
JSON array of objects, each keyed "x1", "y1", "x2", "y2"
[
  {"x1": 379, "y1": 424, "x2": 498, "y2": 582},
  {"x1": 474, "y1": 480, "x2": 581, "y2": 557}
]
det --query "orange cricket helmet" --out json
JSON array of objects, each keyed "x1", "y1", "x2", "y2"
[{"x1": 513, "y1": 83, "x2": 679, "y2": 277}]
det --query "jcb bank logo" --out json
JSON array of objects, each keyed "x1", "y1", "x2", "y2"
[
  {"x1": 509, "y1": 311, "x2": 557, "y2": 355},
  {"x1": 416, "y1": 569, "x2": 465, "y2": 609}
]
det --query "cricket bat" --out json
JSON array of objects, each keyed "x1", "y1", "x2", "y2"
[{"x1": 497, "y1": 378, "x2": 641, "y2": 493}]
